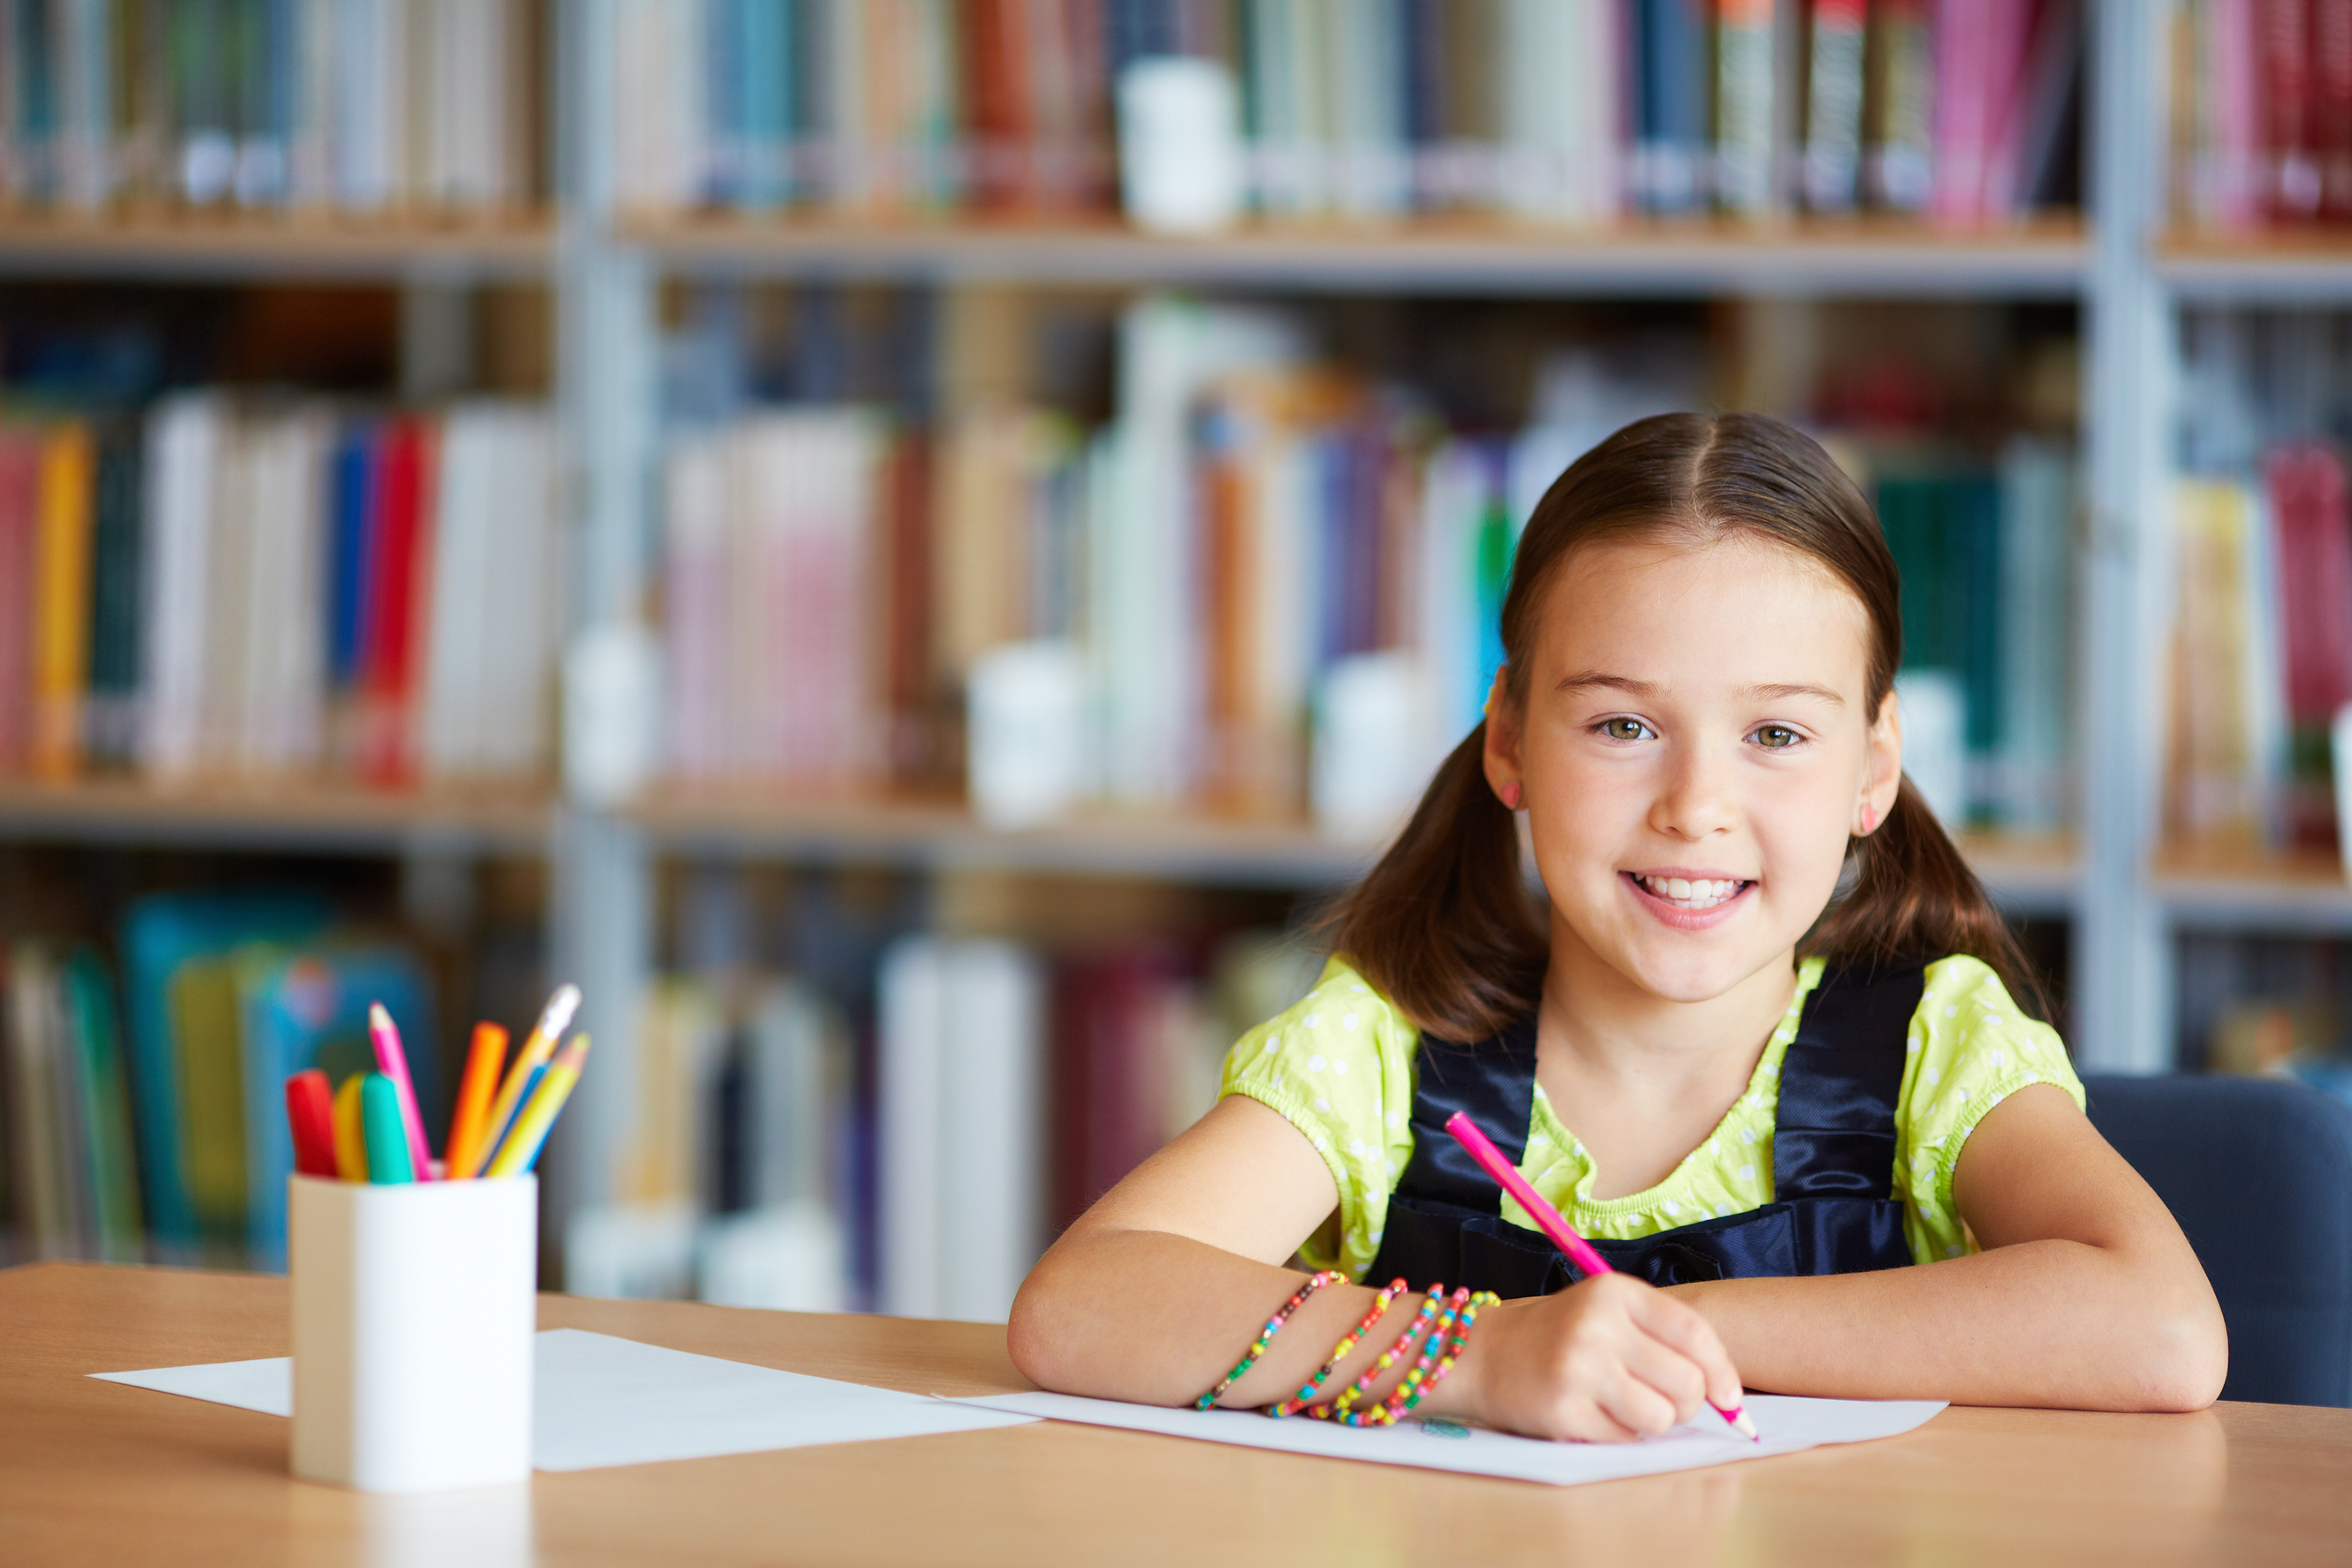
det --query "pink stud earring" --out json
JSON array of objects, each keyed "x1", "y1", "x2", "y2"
[
  {"x1": 1500, "y1": 782, "x2": 1523, "y2": 811},
  {"x1": 1858, "y1": 804, "x2": 1879, "y2": 836}
]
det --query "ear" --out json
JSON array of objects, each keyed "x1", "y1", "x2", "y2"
[
  {"x1": 1855, "y1": 688, "x2": 1903, "y2": 836},
  {"x1": 1481, "y1": 666, "x2": 1522, "y2": 806}
]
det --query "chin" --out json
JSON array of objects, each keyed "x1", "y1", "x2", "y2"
[{"x1": 1612, "y1": 939, "x2": 1772, "y2": 1004}]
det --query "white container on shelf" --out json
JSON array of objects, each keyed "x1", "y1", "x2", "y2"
[
  {"x1": 1116, "y1": 57, "x2": 1245, "y2": 234},
  {"x1": 290, "y1": 1174, "x2": 537, "y2": 1493}
]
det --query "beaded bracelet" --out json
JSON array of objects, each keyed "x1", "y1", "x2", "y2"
[
  {"x1": 1357, "y1": 1290, "x2": 1498, "y2": 1428},
  {"x1": 1312, "y1": 1284, "x2": 1447, "y2": 1421},
  {"x1": 1340, "y1": 1288, "x2": 1467, "y2": 1427},
  {"x1": 1264, "y1": 1277, "x2": 1411, "y2": 1417},
  {"x1": 1193, "y1": 1271, "x2": 1345, "y2": 1411}
]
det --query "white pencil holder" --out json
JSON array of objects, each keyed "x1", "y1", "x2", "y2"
[{"x1": 290, "y1": 1174, "x2": 538, "y2": 1493}]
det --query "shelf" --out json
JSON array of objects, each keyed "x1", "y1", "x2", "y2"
[
  {"x1": 0, "y1": 777, "x2": 553, "y2": 856},
  {"x1": 624, "y1": 213, "x2": 2091, "y2": 298},
  {"x1": 0, "y1": 212, "x2": 554, "y2": 281},
  {"x1": 2154, "y1": 231, "x2": 2352, "y2": 300},
  {"x1": 630, "y1": 791, "x2": 1380, "y2": 888},
  {"x1": 2154, "y1": 845, "x2": 2352, "y2": 935},
  {"x1": 633, "y1": 791, "x2": 2084, "y2": 902}
]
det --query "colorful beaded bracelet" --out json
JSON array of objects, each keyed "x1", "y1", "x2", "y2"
[
  {"x1": 1312, "y1": 1284, "x2": 1446, "y2": 1421},
  {"x1": 1193, "y1": 1270, "x2": 1346, "y2": 1411},
  {"x1": 1265, "y1": 1277, "x2": 1410, "y2": 1417},
  {"x1": 1354, "y1": 1289, "x2": 1497, "y2": 1428}
]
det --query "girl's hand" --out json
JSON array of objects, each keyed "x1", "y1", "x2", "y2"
[{"x1": 1436, "y1": 1273, "x2": 1746, "y2": 1442}]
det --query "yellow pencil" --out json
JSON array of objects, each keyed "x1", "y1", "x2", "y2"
[
  {"x1": 485, "y1": 1036, "x2": 590, "y2": 1178},
  {"x1": 473, "y1": 983, "x2": 580, "y2": 1175},
  {"x1": 330, "y1": 1074, "x2": 370, "y2": 1182}
]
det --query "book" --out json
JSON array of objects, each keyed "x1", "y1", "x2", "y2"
[
  {"x1": 879, "y1": 935, "x2": 1044, "y2": 1322},
  {"x1": 1805, "y1": 0, "x2": 1868, "y2": 211},
  {"x1": 118, "y1": 890, "x2": 331, "y2": 1257},
  {"x1": 236, "y1": 940, "x2": 437, "y2": 1268}
]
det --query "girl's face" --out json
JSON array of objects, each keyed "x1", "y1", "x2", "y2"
[{"x1": 1485, "y1": 532, "x2": 1902, "y2": 1005}]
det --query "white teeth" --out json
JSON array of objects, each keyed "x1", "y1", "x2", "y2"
[{"x1": 1636, "y1": 874, "x2": 1745, "y2": 909}]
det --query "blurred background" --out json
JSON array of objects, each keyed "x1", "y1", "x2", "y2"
[{"x1": 0, "y1": 1, "x2": 2343, "y2": 1321}]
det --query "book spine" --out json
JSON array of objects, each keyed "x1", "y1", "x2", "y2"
[
  {"x1": 1865, "y1": 0, "x2": 1933, "y2": 211},
  {"x1": 30, "y1": 423, "x2": 96, "y2": 781},
  {"x1": 1716, "y1": 0, "x2": 1779, "y2": 214},
  {"x1": 1805, "y1": 0, "x2": 1868, "y2": 210}
]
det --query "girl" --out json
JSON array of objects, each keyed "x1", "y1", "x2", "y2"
[{"x1": 1009, "y1": 414, "x2": 2226, "y2": 1440}]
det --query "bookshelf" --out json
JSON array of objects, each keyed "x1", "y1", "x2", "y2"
[
  {"x1": 15, "y1": 0, "x2": 2352, "y2": 1289},
  {"x1": 629, "y1": 213, "x2": 2090, "y2": 297},
  {"x1": 0, "y1": 778, "x2": 549, "y2": 857},
  {"x1": 0, "y1": 216, "x2": 554, "y2": 281}
]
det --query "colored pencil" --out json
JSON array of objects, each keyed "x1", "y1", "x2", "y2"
[
  {"x1": 284, "y1": 1069, "x2": 339, "y2": 1178},
  {"x1": 443, "y1": 1021, "x2": 511, "y2": 1179},
  {"x1": 474, "y1": 984, "x2": 580, "y2": 1177},
  {"x1": 331, "y1": 1074, "x2": 369, "y2": 1181},
  {"x1": 1444, "y1": 1109, "x2": 1760, "y2": 1442},
  {"x1": 484, "y1": 1035, "x2": 590, "y2": 1178},
  {"x1": 368, "y1": 1003, "x2": 436, "y2": 1180},
  {"x1": 361, "y1": 1073, "x2": 417, "y2": 1184}
]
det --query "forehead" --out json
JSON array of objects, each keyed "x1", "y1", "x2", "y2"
[{"x1": 1532, "y1": 532, "x2": 1874, "y2": 692}]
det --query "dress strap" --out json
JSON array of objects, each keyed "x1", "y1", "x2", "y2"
[
  {"x1": 1772, "y1": 958, "x2": 1926, "y2": 1200},
  {"x1": 1392, "y1": 1007, "x2": 1541, "y2": 1216}
]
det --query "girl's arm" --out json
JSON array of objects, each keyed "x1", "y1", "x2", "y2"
[
  {"x1": 1009, "y1": 1094, "x2": 1744, "y2": 1439},
  {"x1": 1669, "y1": 1084, "x2": 2228, "y2": 1410}
]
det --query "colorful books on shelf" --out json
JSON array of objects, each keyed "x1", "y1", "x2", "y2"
[
  {"x1": 2, "y1": 890, "x2": 442, "y2": 1270},
  {"x1": 566, "y1": 970, "x2": 857, "y2": 1313},
  {"x1": 2173, "y1": 0, "x2": 2352, "y2": 231},
  {"x1": 0, "y1": 0, "x2": 543, "y2": 217},
  {"x1": 0, "y1": 395, "x2": 561, "y2": 792},
  {"x1": 610, "y1": 0, "x2": 2083, "y2": 227},
  {"x1": 2167, "y1": 441, "x2": 2352, "y2": 854},
  {"x1": 1865, "y1": 436, "x2": 2078, "y2": 833},
  {"x1": 2, "y1": 939, "x2": 144, "y2": 1264}
]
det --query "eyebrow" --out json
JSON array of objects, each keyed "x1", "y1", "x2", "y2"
[{"x1": 1555, "y1": 672, "x2": 1847, "y2": 708}]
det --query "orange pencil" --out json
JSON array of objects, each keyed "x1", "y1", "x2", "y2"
[{"x1": 442, "y1": 1022, "x2": 510, "y2": 1180}]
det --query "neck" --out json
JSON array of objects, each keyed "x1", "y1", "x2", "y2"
[{"x1": 1537, "y1": 922, "x2": 1800, "y2": 1093}]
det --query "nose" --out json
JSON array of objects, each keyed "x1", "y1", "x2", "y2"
[{"x1": 1647, "y1": 735, "x2": 1739, "y2": 842}]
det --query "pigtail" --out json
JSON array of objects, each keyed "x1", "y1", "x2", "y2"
[
  {"x1": 1807, "y1": 777, "x2": 2047, "y2": 1018},
  {"x1": 1322, "y1": 721, "x2": 1548, "y2": 1042}
]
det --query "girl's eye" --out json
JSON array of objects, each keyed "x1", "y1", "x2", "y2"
[
  {"x1": 1751, "y1": 725, "x2": 1802, "y2": 749},
  {"x1": 1598, "y1": 717, "x2": 1654, "y2": 742}
]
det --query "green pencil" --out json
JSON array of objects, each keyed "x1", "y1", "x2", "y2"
[{"x1": 360, "y1": 1073, "x2": 416, "y2": 1184}]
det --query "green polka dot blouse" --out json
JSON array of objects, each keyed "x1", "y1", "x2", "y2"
[{"x1": 1217, "y1": 953, "x2": 2085, "y2": 1280}]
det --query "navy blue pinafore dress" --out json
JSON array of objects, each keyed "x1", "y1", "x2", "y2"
[{"x1": 1362, "y1": 960, "x2": 1927, "y2": 1296}]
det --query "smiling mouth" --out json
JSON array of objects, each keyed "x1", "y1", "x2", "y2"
[{"x1": 1627, "y1": 873, "x2": 1754, "y2": 911}]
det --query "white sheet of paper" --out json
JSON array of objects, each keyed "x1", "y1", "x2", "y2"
[
  {"x1": 953, "y1": 1390, "x2": 1944, "y2": 1487},
  {"x1": 91, "y1": 1328, "x2": 1035, "y2": 1472}
]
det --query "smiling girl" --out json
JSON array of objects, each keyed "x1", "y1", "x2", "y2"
[{"x1": 1007, "y1": 413, "x2": 2225, "y2": 1439}]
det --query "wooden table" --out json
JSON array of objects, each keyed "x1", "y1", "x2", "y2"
[{"x1": 6, "y1": 1262, "x2": 2349, "y2": 1567}]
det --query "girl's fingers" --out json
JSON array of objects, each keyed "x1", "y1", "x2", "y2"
[
  {"x1": 1592, "y1": 1365, "x2": 1684, "y2": 1439},
  {"x1": 1612, "y1": 1324, "x2": 1712, "y2": 1423},
  {"x1": 1627, "y1": 1290, "x2": 1746, "y2": 1412}
]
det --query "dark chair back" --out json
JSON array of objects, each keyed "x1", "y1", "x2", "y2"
[{"x1": 2083, "y1": 1073, "x2": 2352, "y2": 1407}]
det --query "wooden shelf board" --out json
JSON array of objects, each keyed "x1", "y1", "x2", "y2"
[
  {"x1": 2155, "y1": 230, "x2": 2352, "y2": 298},
  {"x1": 1952, "y1": 833, "x2": 2079, "y2": 915},
  {"x1": 0, "y1": 777, "x2": 552, "y2": 854},
  {"x1": 630, "y1": 791, "x2": 1381, "y2": 888},
  {"x1": 0, "y1": 212, "x2": 554, "y2": 279},
  {"x1": 625, "y1": 213, "x2": 2089, "y2": 297},
  {"x1": 637, "y1": 792, "x2": 2084, "y2": 899},
  {"x1": 2153, "y1": 844, "x2": 2352, "y2": 934}
]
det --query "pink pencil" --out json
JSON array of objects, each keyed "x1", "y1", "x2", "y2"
[
  {"x1": 369, "y1": 1003, "x2": 437, "y2": 1182},
  {"x1": 1444, "y1": 1109, "x2": 1759, "y2": 1442}
]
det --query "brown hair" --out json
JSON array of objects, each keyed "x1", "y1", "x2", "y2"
[{"x1": 1327, "y1": 412, "x2": 2036, "y2": 1042}]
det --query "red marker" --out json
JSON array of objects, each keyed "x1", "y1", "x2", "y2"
[
  {"x1": 1444, "y1": 1109, "x2": 1761, "y2": 1443},
  {"x1": 283, "y1": 1069, "x2": 339, "y2": 1179}
]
